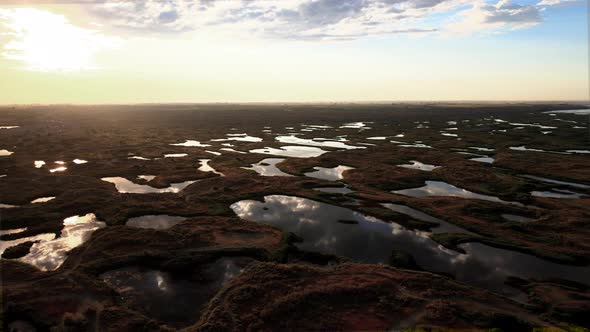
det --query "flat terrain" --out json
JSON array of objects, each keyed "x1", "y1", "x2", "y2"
[{"x1": 1, "y1": 103, "x2": 590, "y2": 331}]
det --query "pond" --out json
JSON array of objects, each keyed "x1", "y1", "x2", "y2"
[
  {"x1": 4, "y1": 213, "x2": 107, "y2": 271},
  {"x1": 522, "y1": 175, "x2": 590, "y2": 189},
  {"x1": 126, "y1": 215, "x2": 187, "y2": 230},
  {"x1": 393, "y1": 181, "x2": 522, "y2": 206},
  {"x1": 275, "y1": 135, "x2": 365, "y2": 150},
  {"x1": 34, "y1": 160, "x2": 45, "y2": 168},
  {"x1": 249, "y1": 146, "x2": 327, "y2": 158},
  {"x1": 231, "y1": 195, "x2": 590, "y2": 299},
  {"x1": 198, "y1": 159, "x2": 224, "y2": 176},
  {"x1": 211, "y1": 134, "x2": 263, "y2": 143},
  {"x1": 397, "y1": 161, "x2": 440, "y2": 171},
  {"x1": 242, "y1": 158, "x2": 293, "y2": 177},
  {"x1": 314, "y1": 186, "x2": 354, "y2": 194},
  {"x1": 31, "y1": 197, "x2": 55, "y2": 204},
  {"x1": 304, "y1": 165, "x2": 353, "y2": 181},
  {"x1": 531, "y1": 189, "x2": 585, "y2": 199},
  {"x1": 102, "y1": 177, "x2": 196, "y2": 194},
  {"x1": 171, "y1": 140, "x2": 211, "y2": 147},
  {"x1": 501, "y1": 214, "x2": 535, "y2": 223},
  {"x1": 100, "y1": 257, "x2": 252, "y2": 326},
  {"x1": 469, "y1": 156, "x2": 494, "y2": 164}
]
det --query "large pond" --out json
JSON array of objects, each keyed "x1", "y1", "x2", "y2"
[
  {"x1": 231, "y1": 195, "x2": 590, "y2": 299},
  {"x1": 1, "y1": 213, "x2": 106, "y2": 271},
  {"x1": 100, "y1": 257, "x2": 252, "y2": 326}
]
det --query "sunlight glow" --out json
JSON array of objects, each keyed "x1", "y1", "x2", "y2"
[{"x1": 0, "y1": 8, "x2": 117, "y2": 71}]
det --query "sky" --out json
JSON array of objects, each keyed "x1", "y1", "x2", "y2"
[{"x1": 0, "y1": 0, "x2": 587, "y2": 104}]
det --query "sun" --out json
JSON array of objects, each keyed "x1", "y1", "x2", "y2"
[{"x1": 0, "y1": 8, "x2": 116, "y2": 72}]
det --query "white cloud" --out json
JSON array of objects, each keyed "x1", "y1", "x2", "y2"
[
  {"x1": 4, "y1": 0, "x2": 576, "y2": 43},
  {"x1": 87, "y1": 0, "x2": 467, "y2": 40},
  {"x1": 445, "y1": 0, "x2": 542, "y2": 35},
  {"x1": 537, "y1": 0, "x2": 578, "y2": 5},
  {"x1": 85, "y1": 0, "x2": 571, "y2": 39}
]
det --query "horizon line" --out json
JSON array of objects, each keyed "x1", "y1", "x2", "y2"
[{"x1": 1, "y1": 100, "x2": 589, "y2": 107}]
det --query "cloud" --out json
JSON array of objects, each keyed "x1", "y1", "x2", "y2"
[
  {"x1": 485, "y1": 0, "x2": 542, "y2": 24},
  {"x1": 52, "y1": 0, "x2": 576, "y2": 40},
  {"x1": 286, "y1": 0, "x2": 368, "y2": 26},
  {"x1": 445, "y1": 0, "x2": 543, "y2": 35},
  {"x1": 537, "y1": 0, "x2": 579, "y2": 5},
  {"x1": 88, "y1": 1, "x2": 197, "y2": 32},
  {"x1": 83, "y1": 0, "x2": 463, "y2": 39}
]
